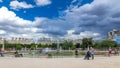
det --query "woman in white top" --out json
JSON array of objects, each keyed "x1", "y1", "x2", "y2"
[{"x1": 90, "y1": 47, "x2": 95, "y2": 60}]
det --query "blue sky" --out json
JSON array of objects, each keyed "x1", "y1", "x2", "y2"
[
  {"x1": 0, "y1": 0, "x2": 93, "y2": 20},
  {"x1": 0, "y1": 0, "x2": 120, "y2": 40}
]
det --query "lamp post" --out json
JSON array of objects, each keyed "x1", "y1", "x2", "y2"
[
  {"x1": 87, "y1": 39, "x2": 90, "y2": 50},
  {"x1": 35, "y1": 44, "x2": 38, "y2": 50},
  {"x1": 57, "y1": 39, "x2": 60, "y2": 51},
  {"x1": 34, "y1": 38, "x2": 38, "y2": 50},
  {"x1": 2, "y1": 38, "x2": 5, "y2": 51}
]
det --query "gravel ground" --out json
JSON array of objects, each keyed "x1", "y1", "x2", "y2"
[{"x1": 0, "y1": 56, "x2": 120, "y2": 68}]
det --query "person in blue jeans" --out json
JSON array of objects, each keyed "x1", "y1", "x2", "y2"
[
  {"x1": 84, "y1": 50, "x2": 91, "y2": 60},
  {"x1": 90, "y1": 47, "x2": 95, "y2": 60}
]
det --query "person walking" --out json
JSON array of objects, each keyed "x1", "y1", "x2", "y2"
[
  {"x1": 84, "y1": 49, "x2": 91, "y2": 60},
  {"x1": 108, "y1": 48, "x2": 112, "y2": 57},
  {"x1": 75, "y1": 49, "x2": 78, "y2": 58},
  {"x1": 90, "y1": 47, "x2": 95, "y2": 60},
  {"x1": 0, "y1": 49, "x2": 4, "y2": 57}
]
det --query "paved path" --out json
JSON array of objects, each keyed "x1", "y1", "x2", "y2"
[{"x1": 0, "y1": 56, "x2": 120, "y2": 68}]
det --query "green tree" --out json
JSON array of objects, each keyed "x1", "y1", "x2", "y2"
[
  {"x1": 94, "y1": 42, "x2": 101, "y2": 48},
  {"x1": 81, "y1": 38, "x2": 94, "y2": 49},
  {"x1": 62, "y1": 41, "x2": 75, "y2": 50},
  {"x1": 30, "y1": 43, "x2": 36, "y2": 50},
  {"x1": 100, "y1": 40, "x2": 118, "y2": 48},
  {"x1": 0, "y1": 44, "x2": 3, "y2": 48},
  {"x1": 16, "y1": 44, "x2": 23, "y2": 50},
  {"x1": 94, "y1": 40, "x2": 119, "y2": 49},
  {"x1": 41, "y1": 44, "x2": 49, "y2": 48},
  {"x1": 37, "y1": 43, "x2": 42, "y2": 48},
  {"x1": 50, "y1": 43, "x2": 57, "y2": 49}
]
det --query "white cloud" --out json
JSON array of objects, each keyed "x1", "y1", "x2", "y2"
[
  {"x1": 1, "y1": 0, "x2": 120, "y2": 41},
  {"x1": 67, "y1": 30, "x2": 75, "y2": 35},
  {"x1": 60, "y1": 0, "x2": 120, "y2": 40},
  {"x1": 80, "y1": 31, "x2": 100, "y2": 38},
  {"x1": 0, "y1": 0, "x2": 2, "y2": 2},
  {"x1": 65, "y1": 30, "x2": 100, "y2": 40},
  {"x1": 0, "y1": 7, "x2": 33, "y2": 27},
  {"x1": 0, "y1": 30, "x2": 6, "y2": 34},
  {"x1": 0, "y1": 6, "x2": 47, "y2": 38},
  {"x1": 35, "y1": 0, "x2": 51, "y2": 6},
  {"x1": 10, "y1": 1, "x2": 34, "y2": 10}
]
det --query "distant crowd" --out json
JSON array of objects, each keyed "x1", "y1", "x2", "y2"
[{"x1": 0, "y1": 47, "x2": 119, "y2": 59}]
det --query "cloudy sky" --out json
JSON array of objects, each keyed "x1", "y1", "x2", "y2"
[{"x1": 0, "y1": 0, "x2": 120, "y2": 40}]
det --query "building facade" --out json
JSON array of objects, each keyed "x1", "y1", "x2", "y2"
[
  {"x1": 0, "y1": 37, "x2": 34, "y2": 44},
  {"x1": 0, "y1": 37, "x2": 82, "y2": 45},
  {"x1": 37, "y1": 37, "x2": 82, "y2": 44},
  {"x1": 108, "y1": 29, "x2": 120, "y2": 40}
]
